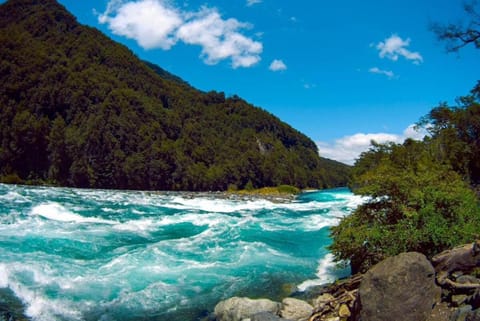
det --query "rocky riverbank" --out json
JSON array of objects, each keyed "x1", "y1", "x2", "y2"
[{"x1": 210, "y1": 242, "x2": 480, "y2": 321}]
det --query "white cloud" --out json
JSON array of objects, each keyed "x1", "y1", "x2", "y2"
[
  {"x1": 246, "y1": 0, "x2": 262, "y2": 6},
  {"x1": 269, "y1": 59, "x2": 287, "y2": 71},
  {"x1": 98, "y1": 0, "x2": 182, "y2": 49},
  {"x1": 317, "y1": 125, "x2": 428, "y2": 165},
  {"x1": 98, "y1": 0, "x2": 263, "y2": 68},
  {"x1": 177, "y1": 7, "x2": 262, "y2": 68},
  {"x1": 369, "y1": 67, "x2": 395, "y2": 79},
  {"x1": 375, "y1": 34, "x2": 423, "y2": 64}
]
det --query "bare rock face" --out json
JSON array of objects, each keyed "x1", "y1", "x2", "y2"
[
  {"x1": 214, "y1": 297, "x2": 281, "y2": 321},
  {"x1": 359, "y1": 252, "x2": 440, "y2": 321}
]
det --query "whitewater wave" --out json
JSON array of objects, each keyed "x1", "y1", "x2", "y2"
[
  {"x1": 30, "y1": 203, "x2": 116, "y2": 224},
  {"x1": 0, "y1": 262, "x2": 84, "y2": 321},
  {"x1": 296, "y1": 253, "x2": 350, "y2": 292},
  {"x1": 0, "y1": 191, "x2": 31, "y2": 203},
  {"x1": 166, "y1": 196, "x2": 276, "y2": 213}
]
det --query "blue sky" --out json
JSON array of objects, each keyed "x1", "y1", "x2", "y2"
[{"x1": 17, "y1": 0, "x2": 480, "y2": 163}]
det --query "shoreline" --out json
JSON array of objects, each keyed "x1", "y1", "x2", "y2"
[{"x1": 0, "y1": 182, "x2": 302, "y2": 203}]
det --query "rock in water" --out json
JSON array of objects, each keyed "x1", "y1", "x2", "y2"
[
  {"x1": 359, "y1": 252, "x2": 440, "y2": 321},
  {"x1": 214, "y1": 297, "x2": 280, "y2": 321},
  {"x1": 280, "y1": 298, "x2": 313, "y2": 321}
]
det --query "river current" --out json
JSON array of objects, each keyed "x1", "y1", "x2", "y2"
[{"x1": 0, "y1": 184, "x2": 363, "y2": 321}]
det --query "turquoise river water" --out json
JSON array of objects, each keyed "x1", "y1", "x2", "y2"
[{"x1": 0, "y1": 184, "x2": 363, "y2": 321}]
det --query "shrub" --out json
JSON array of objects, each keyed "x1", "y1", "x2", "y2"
[
  {"x1": 330, "y1": 141, "x2": 480, "y2": 273},
  {"x1": 277, "y1": 185, "x2": 300, "y2": 194}
]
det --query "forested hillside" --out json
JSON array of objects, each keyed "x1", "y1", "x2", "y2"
[{"x1": 0, "y1": 0, "x2": 350, "y2": 191}]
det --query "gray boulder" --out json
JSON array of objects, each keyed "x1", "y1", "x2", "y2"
[
  {"x1": 214, "y1": 297, "x2": 280, "y2": 321},
  {"x1": 280, "y1": 298, "x2": 313, "y2": 321},
  {"x1": 359, "y1": 252, "x2": 440, "y2": 321}
]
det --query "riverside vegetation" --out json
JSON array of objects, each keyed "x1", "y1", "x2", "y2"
[
  {"x1": 0, "y1": 0, "x2": 350, "y2": 191},
  {"x1": 329, "y1": 85, "x2": 480, "y2": 274},
  {"x1": 330, "y1": 0, "x2": 480, "y2": 274},
  {"x1": 328, "y1": 0, "x2": 480, "y2": 275}
]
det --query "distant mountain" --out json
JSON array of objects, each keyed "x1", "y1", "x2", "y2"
[{"x1": 0, "y1": 0, "x2": 350, "y2": 191}]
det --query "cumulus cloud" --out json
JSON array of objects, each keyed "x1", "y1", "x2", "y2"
[
  {"x1": 246, "y1": 0, "x2": 262, "y2": 6},
  {"x1": 375, "y1": 34, "x2": 423, "y2": 64},
  {"x1": 177, "y1": 7, "x2": 262, "y2": 67},
  {"x1": 369, "y1": 67, "x2": 395, "y2": 79},
  {"x1": 98, "y1": 0, "x2": 263, "y2": 68},
  {"x1": 98, "y1": 0, "x2": 182, "y2": 49},
  {"x1": 269, "y1": 59, "x2": 287, "y2": 71},
  {"x1": 317, "y1": 125, "x2": 428, "y2": 165}
]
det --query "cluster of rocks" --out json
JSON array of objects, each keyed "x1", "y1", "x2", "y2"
[
  {"x1": 213, "y1": 297, "x2": 314, "y2": 321},
  {"x1": 212, "y1": 242, "x2": 480, "y2": 321}
]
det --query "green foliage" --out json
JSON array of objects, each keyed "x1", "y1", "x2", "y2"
[
  {"x1": 418, "y1": 92, "x2": 480, "y2": 185},
  {"x1": 244, "y1": 180, "x2": 255, "y2": 191},
  {"x1": 330, "y1": 94, "x2": 480, "y2": 272},
  {"x1": 0, "y1": 0, "x2": 350, "y2": 191},
  {"x1": 277, "y1": 185, "x2": 300, "y2": 194},
  {"x1": 232, "y1": 185, "x2": 300, "y2": 197}
]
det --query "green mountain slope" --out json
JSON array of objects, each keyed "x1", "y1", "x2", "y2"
[{"x1": 0, "y1": 0, "x2": 350, "y2": 191}]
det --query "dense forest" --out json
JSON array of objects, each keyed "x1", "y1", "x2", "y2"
[{"x1": 0, "y1": 0, "x2": 350, "y2": 191}]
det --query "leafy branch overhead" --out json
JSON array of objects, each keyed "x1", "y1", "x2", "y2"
[{"x1": 431, "y1": 1, "x2": 480, "y2": 52}]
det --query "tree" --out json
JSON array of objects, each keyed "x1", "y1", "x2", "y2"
[
  {"x1": 47, "y1": 115, "x2": 69, "y2": 184},
  {"x1": 431, "y1": 1, "x2": 480, "y2": 52},
  {"x1": 418, "y1": 93, "x2": 480, "y2": 185},
  {"x1": 330, "y1": 139, "x2": 480, "y2": 273}
]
